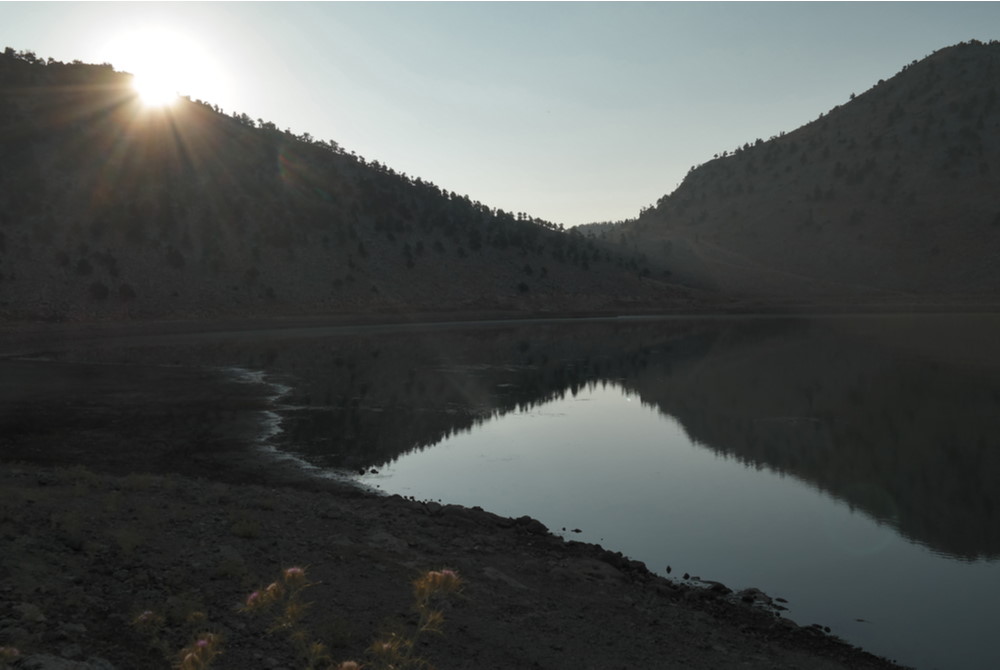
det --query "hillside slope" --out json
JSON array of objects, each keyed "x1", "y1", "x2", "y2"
[
  {"x1": 0, "y1": 49, "x2": 689, "y2": 322},
  {"x1": 617, "y1": 41, "x2": 1000, "y2": 300}
]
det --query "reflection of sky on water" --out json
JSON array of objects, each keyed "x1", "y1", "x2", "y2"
[{"x1": 362, "y1": 383, "x2": 1000, "y2": 670}]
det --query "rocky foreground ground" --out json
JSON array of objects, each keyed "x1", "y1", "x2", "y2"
[
  {"x1": 0, "y1": 315, "x2": 912, "y2": 669},
  {"x1": 0, "y1": 461, "x2": 908, "y2": 670}
]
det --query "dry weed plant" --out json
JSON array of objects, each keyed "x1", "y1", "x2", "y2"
[
  {"x1": 133, "y1": 607, "x2": 222, "y2": 670},
  {"x1": 6, "y1": 466, "x2": 462, "y2": 669},
  {"x1": 242, "y1": 565, "x2": 463, "y2": 670},
  {"x1": 366, "y1": 569, "x2": 464, "y2": 670},
  {"x1": 129, "y1": 565, "x2": 462, "y2": 670}
]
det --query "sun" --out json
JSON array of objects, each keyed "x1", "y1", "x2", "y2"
[
  {"x1": 99, "y1": 25, "x2": 229, "y2": 108},
  {"x1": 131, "y1": 67, "x2": 180, "y2": 107}
]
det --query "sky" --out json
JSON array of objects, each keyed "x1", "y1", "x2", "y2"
[{"x1": 2, "y1": 2, "x2": 998, "y2": 227}]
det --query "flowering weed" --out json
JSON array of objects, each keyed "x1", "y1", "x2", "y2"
[
  {"x1": 131, "y1": 605, "x2": 220, "y2": 670},
  {"x1": 242, "y1": 565, "x2": 332, "y2": 669},
  {"x1": 130, "y1": 563, "x2": 463, "y2": 669},
  {"x1": 176, "y1": 632, "x2": 222, "y2": 670},
  {"x1": 367, "y1": 568, "x2": 463, "y2": 670},
  {"x1": 242, "y1": 565, "x2": 463, "y2": 670}
]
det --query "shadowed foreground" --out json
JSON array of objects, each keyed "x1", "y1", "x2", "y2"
[{"x1": 0, "y1": 463, "x2": 906, "y2": 670}]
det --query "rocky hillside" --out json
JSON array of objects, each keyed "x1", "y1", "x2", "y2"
[
  {"x1": 615, "y1": 41, "x2": 1000, "y2": 300},
  {"x1": 0, "y1": 49, "x2": 688, "y2": 322}
]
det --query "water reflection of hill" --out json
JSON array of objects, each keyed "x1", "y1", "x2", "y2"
[
  {"x1": 44, "y1": 320, "x2": 707, "y2": 472},
  {"x1": 624, "y1": 316, "x2": 1000, "y2": 561},
  {"x1": 206, "y1": 316, "x2": 1000, "y2": 560},
  {"x1": 34, "y1": 315, "x2": 1000, "y2": 560},
  {"x1": 237, "y1": 320, "x2": 709, "y2": 471}
]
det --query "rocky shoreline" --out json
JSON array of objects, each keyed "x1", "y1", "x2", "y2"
[
  {"x1": 0, "y1": 315, "x2": 913, "y2": 669},
  {"x1": 0, "y1": 459, "x2": 908, "y2": 670}
]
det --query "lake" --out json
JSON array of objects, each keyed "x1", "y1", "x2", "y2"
[{"x1": 2, "y1": 314, "x2": 999, "y2": 670}]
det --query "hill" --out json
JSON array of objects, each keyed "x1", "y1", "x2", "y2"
[
  {"x1": 0, "y1": 48, "x2": 692, "y2": 322},
  {"x1": 613, "y1": 41, "x2": 1000, "y2": 302}
]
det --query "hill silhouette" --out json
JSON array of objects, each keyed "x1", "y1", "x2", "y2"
[
  {"x1": 611, "y1": 41, "x2": 1000, "y2": 303},
  {"x1": 0, "y1": 48, "x2": 691, "y2": 321}
]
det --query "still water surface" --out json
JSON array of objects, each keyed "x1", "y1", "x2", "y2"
[
  {"x1": 362, "y1": 381, "x2": 996, "y2": 670},
  {"x1": 3, "y1": 314, "x2": 999, "y2": 670},
  {"x1": 264, "y1": 314, "x2": 1000, "y2": 670}
]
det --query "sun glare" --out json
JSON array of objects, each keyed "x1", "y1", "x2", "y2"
[
  {"x1": 100, "y1": 25, "x2": 229, "y2": 109},
  {"x1": 132, "y1": 69, "x2": 179, "y2": 107}
]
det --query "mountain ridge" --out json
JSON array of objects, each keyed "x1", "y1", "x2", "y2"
[
  {"x1": 613, "y1": 40, "x2": 1000, "y2": 300},
  {"x1": 0, "y1": 48, "x2": 694, "y2": 322},
  {"x1": 4, "y1": 41, "x2": 999, "y2": 323}
]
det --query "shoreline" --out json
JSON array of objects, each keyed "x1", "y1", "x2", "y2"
[
  {"x1": 0, "y1": 312, "x2": 932, "y2": 668},
  {"x1": 0, "y1": 461, "x2": 907, "y2": 669},
  {"x1": 3, "y1": 302, "x2": 1000, "y2": 359}
]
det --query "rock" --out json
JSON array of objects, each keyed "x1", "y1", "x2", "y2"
[
  {"x1": 365, "y1": 530, "x2": 407, "y2": 553},
  {"x1": 628, "y1": 559, "x2": 648, "y2": 573},
  {"x1": 702, "y1": 580, "x2": 732, "y2": 595},
  {"x1": 443, "y1": 504, "x2": 504, "y2": 527},
  {"x1": 737, "y1": 587, "x2": 776, "y2": 609},
  {"x1": 515, "y1": 515, "x2": 549, "y2": 536},
  {"x1": 59, "y1": 644, "x2": 83, "y2": 659},
  {"x1": 568, "y1": 558, "x2": 625, "y2": 583},
  {"x1": 0, "y1": 626, "x2": 29, "y2": 643},
  {"x1": 14, "y1": 603, "x2": 46, "y2": 624},
  {"x1": 482, "y1": 566, "x2": 528, "y2": 590}
]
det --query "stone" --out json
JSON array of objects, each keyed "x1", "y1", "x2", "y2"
[
  {"x1": 514, "y1": 515, "x2": 548, "y2": 535},
  {"x1": 60, "y1": 644, "x2": 83, "y2": 659},
  {"x1": 14, "y1": 603, "x2": 46, "y2": 624},
  {"x1": 483, "y1": 566, "x2": 528, "y2": 590},
  {"x1": 0, "y1": 626, "x2": 29, "y2": 643},
  {"x1": 366, "y1": 530, "x2": 407, "y2": 552}
]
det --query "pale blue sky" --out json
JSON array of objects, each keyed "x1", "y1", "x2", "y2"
[{"x1": 2, "y1": 2, "x2": 998, "y2": 226}]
